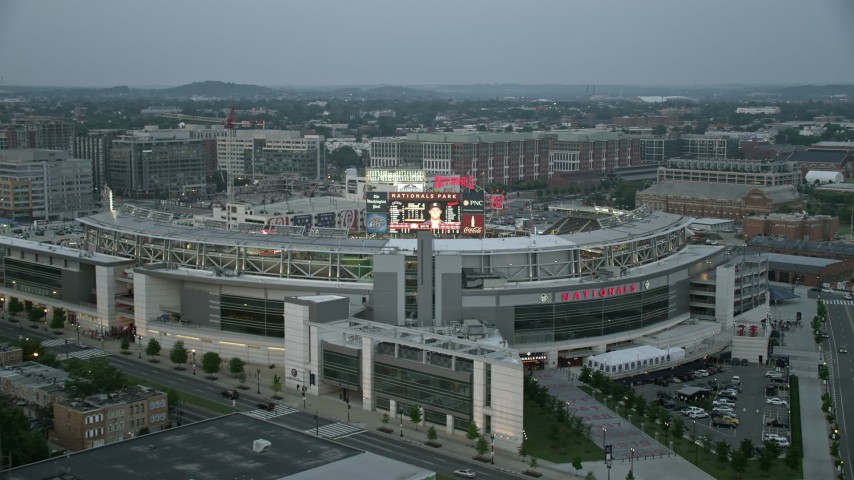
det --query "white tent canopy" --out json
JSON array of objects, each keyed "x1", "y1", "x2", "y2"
[
  {"x1": 805, "y1": 170, "x2": 844, "y2": 184},
  {"x1": 587, "y1": 345, "x2": 686, "y2": 375}
]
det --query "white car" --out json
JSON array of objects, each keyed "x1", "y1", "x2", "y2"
[
  {"x1": 689, "y1": 411, "x2": 709, "y2": 419},
  {"x1": 765, "y1": 371, "x2": 783, "y2": 379},
  {"x1": 845, "y1": 293, "x2": 853, "y2": 300},
  {"x1": 771, "y1": 438, "x2": 791, "y2": 448},
  {"x1": 712, "y1": 406, "x2": 735, "y2": 415},
  {"x1": 453, "y1": 469, "x2": 477, "y2": 478},
  {"x1": 766, "y1": 397, "x2": 788, "y2": 406},
  {"x1": 694, "y1": 369, "x2": 709, "y2": 377},
  {"x1": 763, "y1": 432, "x2": 785, "y2": 442},
  {"x1": 681, "y1": 406, "x2": 704, "y2": 416}
]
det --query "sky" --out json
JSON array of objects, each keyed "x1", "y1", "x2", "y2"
[{"x1": 1, "y1": 0, "x2": 853, "y2": 88}]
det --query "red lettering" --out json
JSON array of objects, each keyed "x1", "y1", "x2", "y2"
[
  {"x1": 616, "y1": 286, "x2": 623, "y2": 295},
  {"x1": 574, "y1": 292, "x2": 581, "y2": 300},
  {"x1": 608, "y1": 287, "x2": 615, "y2": 296},
  {"x1": 563, "y1": 293, "x2": 570, "y2": 301},
  {"x1": 631, "y1": 283, "x2": 638, "y2": 292},
  {"x1": 599, "y1": 289, "x2": 607, "y2": 297}
]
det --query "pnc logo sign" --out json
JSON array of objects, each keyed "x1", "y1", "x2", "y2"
[{"x1": 561, "y1": 283, "x2": 639, "y2": 301}]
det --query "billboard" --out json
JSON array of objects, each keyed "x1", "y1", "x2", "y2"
[
  {"x1": 291, "y1": 214, "x2": 313, "y2": 230},
  {"x1": 315, "y1": 212, "x2": 337, "y2": 228},
  {"x1": 366, "y1": 169, "x2": 426, "y2": 184},
  {"x1": 363, "y1": 191, "x2": 485, "y2": 235}
]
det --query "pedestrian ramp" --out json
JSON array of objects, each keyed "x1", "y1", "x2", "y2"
[
  {"x1": 304, "y1": 422, "x2": 364, "y2": 439},
  {"x1": 245, "y1": 405, "x2": 299, "y2": 420}
]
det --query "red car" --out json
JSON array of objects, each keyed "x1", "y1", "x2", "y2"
[
  {"x1": 257, "y1": 402, "x2": 275, "y2": 411},
  {"x1": 221, "y1": 390, "x2": 239, "y2": 400}
]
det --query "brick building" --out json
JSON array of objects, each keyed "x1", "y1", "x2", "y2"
[
  {"x1": 0, "y1": 342, "x2": 23, "y2": 366},
  {"x1": 636, "y1": 180, "x2": 801, "y2": 220},
  {"x1": 52, "y1": 385, "x2": 169, "y2": 451},
  {"x1": 744, "y1": 213, "x2": 839, "y2": 242},
  {"x1": 786, "y1": 150, "x2": 851, "y2": 179},
  {"x1": 0, "y1": 361, "x2": 68, "y2": 408}
]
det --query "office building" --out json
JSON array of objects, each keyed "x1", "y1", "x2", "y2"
[
  {"x1": 0, "y1": 149, "x2": 94, "y2": 224},
  {"x1": 657, "y1": 158, "x2": 801, "y2": 187},
  {"x1": 217, "y1": 130, "x2": 325, "y2": 180},
  {"x1": 74, "y1": 129, "x2": 125, "y2": 197},
  {"x1": 10, "y1": 117, "x2": 76, "y2": 152},
  {"x1": 681, "y1": 134, "x2": 737, "y2": 159}
]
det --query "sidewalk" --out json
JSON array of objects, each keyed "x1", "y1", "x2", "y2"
[
  {"x1": 78, "y1": 330, "x2": 573, "y2": 479},
  {"x1": 771, "y1": 283, "x2": 837, "y2": 480}
]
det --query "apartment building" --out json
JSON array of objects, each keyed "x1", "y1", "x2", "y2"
[
  {"x1": 74, "y1": 129, "x2": 125, "y2": 197},
  {"x1": 639, "y1": 138, "x2": 681, "y2": 163},
  {"x1": 0, "y1": 149, "x2": 94, "y2": 224},
  {"x1": 217, "y1": 130, "x2": 325, "y2": 180},
  {"x1": 52, "y1": 385, "x2": 169, "y2": 451},
  {"x1": 681, "y1": 134, "x2": 737, "y2": 159},
  {"x1": 108, "y1": 127, "x2": 206, "y2": 197},
  {"x1": 0, "y1": 342, "x2": 23, "y2": 366},
  {"x1": 657, "y1": 158, "x2": 801, "y2": 187},
  {"x1": 0, "y1": 361, "x2": 68, "y2": 408}
]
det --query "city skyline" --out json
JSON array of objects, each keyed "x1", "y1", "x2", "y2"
[{"x1": 1, "y1": 0, "x2": 853, "y2": 88}]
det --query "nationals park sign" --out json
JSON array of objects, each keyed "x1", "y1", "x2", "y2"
[{"x1": 561, "y1": 282, "x2": 639, "y2": 302}]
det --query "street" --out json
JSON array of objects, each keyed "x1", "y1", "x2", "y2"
[{"x1": 824, "y1": 296, "x2": 854, "y2": 479}]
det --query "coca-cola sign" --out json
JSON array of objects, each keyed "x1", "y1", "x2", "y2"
[
  {"x1": 461, "y1": 213, "x2": 484, "y2": 236},
  {"x1": 463, "y1": 226, "x2": 483, "y2": 234}
]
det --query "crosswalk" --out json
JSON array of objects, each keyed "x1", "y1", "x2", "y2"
[
  {"x1": 57, "y1": 349, "x2": 108, "y2": 360},
  {"x1": 824, "y1": 299, "x2": 854, "y2": 306},
  {"x1": 41, "y1": 338, "x2": 72, "y2": 347},
  {"x1": 245, "y1": 404, "x2": 299, "y2": 420},
  {"x1": 304, "y1": 422, "x2": 364, "y2": 439}
]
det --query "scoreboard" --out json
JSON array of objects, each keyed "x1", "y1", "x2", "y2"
[{"x1": 366, "y1": 191, "x2": 484, "y2": 235}]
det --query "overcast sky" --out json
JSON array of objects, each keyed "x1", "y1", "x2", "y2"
[{"x1": 1, "y1": 0, "x2": 853, "y2": 87}]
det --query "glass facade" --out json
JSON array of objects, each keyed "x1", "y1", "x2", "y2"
[
  {"x1": 3, "y1": 257, "x2": 63, "y2": 297},
  {"x1": 219, "y1": 295, "x2": 284, "y2": 338},
  {"x1": 374, "y1": 362, "x2": 472, "y2": 418},
  {"x1": 514, "y1": 286, "x2": 671, "y2": 344},
  {"x1": 321, "y1": 348, "x2": 361, "y2": 387}
]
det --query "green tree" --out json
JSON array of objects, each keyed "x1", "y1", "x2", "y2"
[
  {"x1": 328, "y1": 145, "x2": 362, "y2": 170},
  {"x1": 8, "y1": 297, "x2": 23, "y2": 317},
  {"x1": 466, "y1": 421, "x2": 481, "y2": 445},
  {"x1": 671, "y1": 417, "x2": 685, "y2": 440},
  {"x1": 585, "y1": 472, "x2": 597, "y2": 480},
  {"x1": 739, "y1": 438, "x2": 754, "y2": 459},
  {"x1": 120, "y1": 336, "x2": 130, "y2": 353},
  {"x1": 528, "y1": 456, "x2": 538, "y2": 471},
  {"x1": 427, "y1": 425, "x2": 438, "y2": 442},
  {"x1": 784, "y1": 446, "x2": 801, "y2": 471},
  {"x1": 28, "y1": 307, "x2": 45, "y2": 324},
  {"x1": 169, "y1": 340, "x2": 188, "y2": 369},
  {"x1": 476, "y1": 436, "x2": 490, "y2": 457},
  {"x1": 202, "y1": 352, "x2": 222, "y2": 377},
  {"x1": 138, "y1": 426, "x2": 151, "y2": 436},
  {"x1": 730, "y1": 451, "x2": 748, "y2": 479},
  {"x1": 0, "y1": 407, "x2": 50, "y2": 468},
  {"x1": 518, "y1": 437, "x2": 529, "y2": 461},
  {"x1": 228, "y1": 357, "x2": 246, "y2": 377},
  {"x1": 166, "y1": 388, "x2": 181, "y2": 410},
  {"x1": 715, "y1": 441, "x2": 731, "y2": 464},
  {"x1": 625, "y1": 469, "x2": 635, "y2": 480},
  {"x1": 145, "y1": 338, "x2": 161, "y2": 358},
  {"x1": 64, "y1": 357, "x2": 127, "y2": 398},
  {"x1": 271, "y1": 374, "x2": 283, "y2": 399},
  {"x1": 408, "y1": 405, "x2": 422, "y2": 430},
  {"x1": 572, "y1": 456, "x2": 583, "y2": 472},
  {"x1": 50, "y1": 308, "x2": 66, "y2": 329}
]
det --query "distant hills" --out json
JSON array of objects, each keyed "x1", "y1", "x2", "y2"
[{"x1": 2, "y1": 81, "x2": 852, "y2": 101}]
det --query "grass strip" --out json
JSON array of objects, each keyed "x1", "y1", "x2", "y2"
[{"x1": 125, "y1": 374, "x2": 233, "y2": 415}]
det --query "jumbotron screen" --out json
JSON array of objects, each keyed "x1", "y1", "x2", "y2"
[{"x1": 366, "y1": 192, "x2": 485, "y2": 235}]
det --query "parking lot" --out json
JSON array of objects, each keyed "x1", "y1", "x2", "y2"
[{"x1": 633, "y1": 361, "x2": 792, "y2": 450}]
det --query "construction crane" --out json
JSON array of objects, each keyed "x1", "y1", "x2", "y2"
[{"x1": 158, "y1": 106, "x2": 264, "y2": 128}]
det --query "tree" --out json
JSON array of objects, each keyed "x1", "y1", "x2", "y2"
[
  {"x1": 138, "y1": 426, "x2": 151, "y2": 436},
  {"x1": 120, "y1": 336, "x2": 130, "y2": 354},
  {"x1": 202, "y1": 352, "x2": 222, "y2": 378},
  {"x1": 28, "y1": 307, "x2": 45, "y2": 324},
  {"x1": 427, "y1": 425, "x2": 438, "y2": 442},
  {"x1": 625, "y1": 469, "x2": 635, "y2": 480},
  {"x1": 784, "y1": 446, "x2": 801, "y2": 471},
  {"x1": 585, "y1": 472, "x2": 597, "y2": 480},
  {"x1": 169, "y1": 340, "x2": 188, "y2": 369},
  {"x1": 671, "y1": 417, "x2": 685, "y2": 440},
  {"x1": 228, "y1": 357, "x2": 246, "y2": 377},
  {"x1": 271, "y1": 374, "x2": 283, "y2": 399},
  {"x1": 476, "y1": 436, "x2": 490, "y2": 457},
  {"x1": 528, "y1": 456, "x2": 538, "y2": 471},
  {"x1": 572, "y1": 456, "x2": 583, "y2": 472},
  {"x1": 518, "y1": 437, "x2": 529, "y2": 461},
  {"x1": 730, "y1": 451, "x2": 748, "y2": 479},
  {"x1": 739, "y1": 438, "x2": 754, "y2": 459},
  {"x1": 50, "y1": 308, "x2": 66, "y2": 329},
  {"x1": 408, "y1": 405, "x2": 422, "y2": 430},
  {"x1": 0, "y1": 407, "x2": 50, "y2": 468},
  {"x1": 328, "y1": 145, "x2": 362, "y2": 170},
  {"x1": 715, "y1": 441, "x2": 731, "y2": 465},
  {"x1": 166, "y1": 388, "x2": 181, "y2": 410},
  {"x1": 145, "y1": 338, "x2": 161, "y2": 358},
  {"x1": 8, "y1": 297, "x2": 23, "y2": 317},
  {"x1": 466, "y1": 421, "x2": 481, "y2": 445},
  {"x1": 64, "y1": 357, "x2": 127, "y2": 398}
]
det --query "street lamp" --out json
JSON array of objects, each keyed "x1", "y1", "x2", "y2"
[
  {"x1": 191, "y1": 349, "x2": 196, "y2": 375},
  {"x1": 664, "y1": 421, "x2": 670, "y2": 448},
  {"x1": 630, "y1": 447, "x2": 635, "y2": 475},
  {"x1": 399, "y1": 406, "x2": 404, "y2": 437},
  {"x1": 490, "y1": 433, "x2": 495, "y2": 464},
  {"x1": 602, "y1": 427, "x2": 607, "y2": 463},
  {"x1": 76, "y1": 324, "x2": 81, "y2": 343},
  {"x1": 256, "y1": 368, "x2": 261, "y2": 394},
  {"x1": 693, "y1": 420, "x2": 698, "y2": 464}
]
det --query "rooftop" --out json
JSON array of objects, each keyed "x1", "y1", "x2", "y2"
[
  {"x1": 8, "y1": 414, "x2": 432, "y2": 480},
  {"x1": 0, "y1": 361, "x2": 68, "y2": 390},
  {"x1": 749, "y1": 236, "x2": 854, "y2": 257}
]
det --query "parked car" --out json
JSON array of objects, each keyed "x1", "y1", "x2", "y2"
[
  {"x1": 694, "y1": 369, "x2": 709, "y2": 377},
  {"x1": 766, "y1": 397, "x2": 788, "y2": 406},
  {"x1": 654, "y1": 377, "x2": 670, "y2": 386},
  {"x1": 766, "y1": 419, "x2": 788, "y2": 428},
  {"x1": 659, "y1": 399, "x2": 677, "y2": 409},
  {"x1": 681, "y1": 406, "x2": 705, "y2": 417},
  {"x1": 740, "y1": 359, "x2": 749, "y2": 366},
  {"x1": 731, "y1": 376, "x2": 741, "y2": 384},
  {"x1": 713, "y1": 399, "x2": 735, "y2": 407},
  {"x1": 845, "y1": 293, "x2": 852, "y2": 300},
  {"x1": 764, "y1": 370, "x2": 783, "y2": 379},
  {"x1": 453, "y1": 469, "x2": 477, "y2": 478},
  {"x1": 221, "y1": 390, "x2": 240, "y2": 400},
  {"x1": 713, "y1": 416, "x2": 739, "y2": 428},
  {"x1": 712, "y1": 406, "x2": 735, "y2": 415},
  {"x1": 689, "y1": 411, "x2": 709, "y2": 419},
  {"x1": 762, "y1": 432, "x2": 786, "y2": 442},
  {"x1": 730, "y1": 358, "x2": 741, "y2": 365}
]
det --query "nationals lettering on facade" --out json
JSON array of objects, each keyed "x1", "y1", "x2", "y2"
[{"x1": 561, "y1": 283, "x2": 638, "y2": 301}]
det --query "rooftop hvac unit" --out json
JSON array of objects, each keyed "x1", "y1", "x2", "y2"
[{"x1": 253, "y1": 439, "x2": 271, "y2": 453}]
